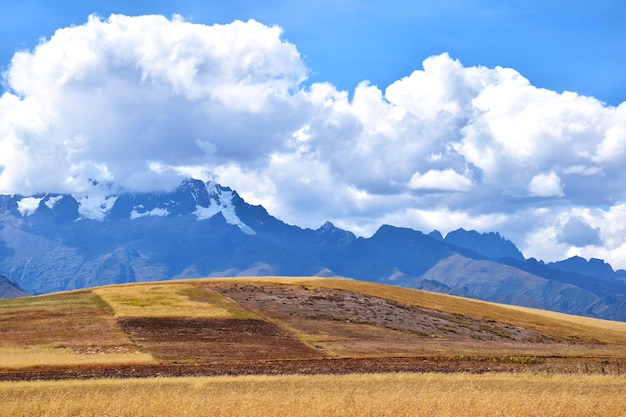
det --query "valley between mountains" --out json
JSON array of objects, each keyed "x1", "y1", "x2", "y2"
[{"x1": 1, "y1": 278, "x2": 625, "y2": 381}]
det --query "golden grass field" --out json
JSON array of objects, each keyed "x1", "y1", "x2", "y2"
[
  {"x1": 1, "y1": 277, "x2": 626, "y2": 416},
  {"x1": 93, "y1": 283, "x2": 254, "y2": 318},
  {"x1": 1, "y1": 373, "x2": 625, "y2": 417}
]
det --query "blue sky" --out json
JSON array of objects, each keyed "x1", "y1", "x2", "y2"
[
  {"x1": 1, "y1": 1, "x2": 626, "y2": 267},
  {"x1": 1, "y1": 0, "x2": 625, "y2": 104}
]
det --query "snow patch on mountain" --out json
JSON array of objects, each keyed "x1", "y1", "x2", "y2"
[
  {"x1": 130, "y1": 207, "x2": 170, "y2": 219},
  {"x1": 193, "y1": 204, "x2": 221, "y2": 220},
  {"x1": 17, "y1": 196, "x2": 44, "y2": 216},
  {"x1": 44, "y1": 195, "x2": 63, "y2": 210},
  {"x1": 194, "y1": 182, "x2": 255, "y2": 235},
  {"x1": 73, "y1": 194, "x2": 119, "y2": 221}
]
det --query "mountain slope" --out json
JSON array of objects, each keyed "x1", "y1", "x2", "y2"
[
  {"x1": 417, "y1": 254, "x2": 600, "y2": 314},
  {"x1": 0, "y1": 274, "x2": 29, "y2": 298},
  {"x1": 1, "y1": 178, "x2": 626, "y2": 321}
]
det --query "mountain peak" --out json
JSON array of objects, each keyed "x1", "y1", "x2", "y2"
[
  {"x1": 428, "y1": 230, "x2": 444, "y2": 241},
  {"x1": 10, "y1": 178, "x2": 255, "y2": 234},
  {"x1": 549, "y1": 256, "x2": 615, "y2": 280},
  {"x1": 318, "y1": 221, "x2": 336, "y2": 231},
  {"x1": 315, "y1": 221, "x2": 356, "y2": 245},
  {"x1": 444, "y1": 228, "x2": 524, "y2": 261}
]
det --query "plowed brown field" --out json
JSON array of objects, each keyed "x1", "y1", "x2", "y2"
[{"x1": 117, "y1": 317, "x2": 322, "y2": 362}]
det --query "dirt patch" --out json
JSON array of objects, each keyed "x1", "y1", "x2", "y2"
[
  {"x1": 214, "y1": 284, "x2": 551, "y2": 342},
  {"x1": 208, "y1": 283, "x2": 602, "y2": 358},
  {"x1": 117, "y1": 317, "x2": 323, "y2": 363},
  {"x1": 3, "y1": 356, "x2": 625, "y2": 381},
  {"x1": 0, "y1": 307, "x2": 137, "y2": 354},
  {"x1": 0, "y1": 357, "x2": 526, "y2": 381}
]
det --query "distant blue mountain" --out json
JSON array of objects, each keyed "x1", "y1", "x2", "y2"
[
  {"x1": 548, "y1": 256, "x2": 618, "y2": 282},
  {"x1": 443, "y1": 228, "x2": 525, "y2": 261},
  {"x1": 1, "y1": 178, "x2": 626, "y2": 321},
  {"x1": 0, "y1": 274, "x2": 29, "y2": 298}
]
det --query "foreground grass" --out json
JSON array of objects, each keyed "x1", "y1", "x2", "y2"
[{"x1": 1, "y1": 372, "x2": 624, "y2": 417}]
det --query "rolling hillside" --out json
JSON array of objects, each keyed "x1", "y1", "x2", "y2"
[{"x1": 1, "y1": 277, "x2": 625, "y2": 380}]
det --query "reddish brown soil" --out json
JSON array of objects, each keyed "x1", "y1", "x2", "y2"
[
  {"x1": 0, "y1": 306, "x2": 136, "y2": 354},
  {"x1": 212, "y1": 283, "x2": 597, "y2": 359},
  {"x1": 0, "y1": 357, "x2": 526, "y2": 381},
  {"x1": 214, "y1": 284, "x2": 550, "y2": 343},
  {"x1": 117, "y1": 317, "x2": 322, "y2": 362},
  {"x1": 3, "y1": 356, "x2": 624, "y2": 381}
]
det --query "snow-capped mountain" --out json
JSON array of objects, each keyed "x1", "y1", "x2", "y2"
[
  {"x1": 2, "y1": 178, "x2": 626, "y2": 322},
  {"x1": 13, "y1": 179, "x2": 255, "y2": 234},
  {"x1": 0, "y1": 178, "x2": 314, "y2": 294}
]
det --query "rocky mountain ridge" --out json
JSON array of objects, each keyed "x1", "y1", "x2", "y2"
[
  {"x1": 1, "y1": 178, "x2": 626, "y2": 321},
  {"x1": 0, "y1": 274, "x2": 29, "y2": 298}
]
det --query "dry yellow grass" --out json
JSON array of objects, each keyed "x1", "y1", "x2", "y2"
[
  {"x1": 0, "y1": 290, "x2": 153, "y2": 368},
  {"x1": 0, "y1": 372, "x2": 624, "y2": 417},
  {"x1": 0, "y1": 291, "x2": 105, "y2": 315},
  {"x1": 94, "y1": 282, "x2": 254, "y2": 318},
  {"x1": 0, "y1": 346, "x2": 153, "y2": 368}
]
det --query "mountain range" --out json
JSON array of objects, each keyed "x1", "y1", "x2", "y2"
[{"x1": 1, "y1": 178, "x2": 626, "y2": 321}]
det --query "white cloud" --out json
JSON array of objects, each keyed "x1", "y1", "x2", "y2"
[
  {"x1": 0, "y1": 14, "x2": 307, "y2": 195},
  {"x1": 557, "y1": 217, "x2": 602, "y2": 247},
  {"x1": 518, "y1": 206, "x2": 626, "y2": 268},
  {"x1": 592, "y1": 105, "x2": 626, "y2": 163},
  {"x1": 563, "y1": 165, "x2": 601, "y2": 176},
  {"x1": 408, "y1": 169, "x2": 474, "y2": 192},
  {"x1": 528, "y1": 171, "x2": 565, "y2": 198},
  {"x1": 2, "y1": 15, "x2": 626, "y2": 267}
]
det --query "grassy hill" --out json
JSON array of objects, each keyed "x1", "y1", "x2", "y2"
[{"x1": 1, "y1": 277, "x2": 626, "y2": 378}]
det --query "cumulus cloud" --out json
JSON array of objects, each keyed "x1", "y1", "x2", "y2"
[
  {"x1": 557, "y1": 217, "x2": 602, "y2": 247},
  {"x1": 528, "y1": 171, "x2": 564, "y2": 198},
  {"x1": 0, "y1": 14, "x2": 307, "y2": 194},
  {"x1": 2, "y1": 15, "x2": 626, "y2": 267},
  {"x1": 408, "y1": 169, "x2": 474, "y2": 192}
]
